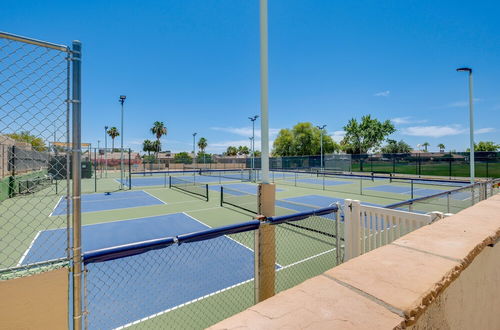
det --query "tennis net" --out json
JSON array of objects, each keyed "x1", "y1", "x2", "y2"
[
  {"x1": 169, "y1": 176, "x2": 209, "y2": 201},
  {"x1": 200, "y1": 169, "x2": 252, "y2": 182},
  {"x1": 220, "y1": 186, "x2": 258, "y2": 214}
]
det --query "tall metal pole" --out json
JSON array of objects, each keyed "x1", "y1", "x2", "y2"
[
  {"x1": 193, "y1": 132, "x2": 197, "y2": 167},
  {"x1": 249, "y1": 115, "x2": 259, "y2": 172},
  {"x1": 260, "y1": 0, "x2": 269, "y2": 183},
  {"x1": 316, "y1": 125, "x2": 326, "y2": 170},
  {"x1": 104, "y1": 126, "x2": 108, "y2": 178},
  {"x1": 457, "y1": 68, "x2": 475, "y2": 184},
  {"x1": 71, "y1": 40, "x2": 83, "y2": 330},
  {"x1": 119, "y1": 95, "x2": 126, "y2": 189}
]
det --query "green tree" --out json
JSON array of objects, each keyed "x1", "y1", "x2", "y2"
[
  {"x1": 254, "y1": 150, "x2": 262, "y2": 157},
  {"x1": 197, "y1": 137, "x2": 207, "y2": 153},
  {"x1": 6, "y1": 131, "x2": 46, "y2": 151},
  {"x1": 341, "y1": 115, "x2": 395, "y2": 154},
  {"x1": 422, "y1": 142, "x2": 430, "y2": 152},
  {"x1": 150, "y1": 121, "x2": 167, "y2": 158},
  {"x1": 106, "y1": 127, "x2": 120, "y2": 151},
  {"x1": 273, "y1": 129, "x2": 294, "y2": 156},
  {"x1": 272, "y1": 122, "x2": 340, "y2": 156},
  {"x1": 238, "y1": 146, "x2": 250, "y2": 156},
  {"x1": 197, "y1": 152, "x2": 213, "y2": 163},
  {"x1": 437, "y1": 143, "x2": 446, "y2": 153},
  {"x1": 467, "y1": 141, "x2": 500, "y2": 152},
  {"x1": 381, "y1": 139, "x2": 412, "y2": 154},
  {"x1": 174, "y1": 152, "x2": 193, "y2": 164},
  {"x1": 142, "y1": 139, "x2": 155, "y2": 157},
  {"x1": 225, "y1": 146, "x2": 238, "y2": 156}
]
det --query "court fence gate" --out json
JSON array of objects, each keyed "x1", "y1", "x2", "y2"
[{"x1": 0, "y1": 31, "x2": 83, "y2": 329}]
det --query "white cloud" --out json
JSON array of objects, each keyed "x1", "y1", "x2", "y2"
[
  {"x1": 374, "y1": 90, "x2": 390, "y2": 97},
  {"x1": 476, "y1": 127, "x2": 495, "y2": 134},
  {"x1": 402, "y1": 125, "x2": 466, "y2": 138},
  {"x1": 391, "y1": 117, "x2": 428, "y2": 125},
  {"x1": 435, "y1": 98, "x2": 482, "y2": 109},
  {"x1": 330, "y1": 130, "x2": 345, "y2": 142},
  {"x1": 210, "y1": 126, "x2": 280, "y2": 138}
]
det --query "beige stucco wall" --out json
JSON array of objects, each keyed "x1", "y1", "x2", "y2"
[
  {"x1": 409, "y1": 241, "x2": 500, "y2": 330},
  {"x1": 0, "y1": 268, "x2": 68, "y2": 330},
  {"x1": 211, "y1": 194, "x2": 500, "y2": 329}
]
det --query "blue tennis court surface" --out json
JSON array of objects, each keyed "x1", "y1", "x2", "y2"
[
  {"x1": 21, "y1": 213, "x2": 258, "y2": 329},
  {"x1": 50, "y1": 190, "x2": 165, "y2": 216}
]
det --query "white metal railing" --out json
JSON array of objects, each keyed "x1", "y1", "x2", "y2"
[{"x1": 344, "y1": 199, "x2": 443, "y2": 260}]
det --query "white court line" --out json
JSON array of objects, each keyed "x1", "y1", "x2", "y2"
[
  {"x1": 17, "y1": 231, "x2": 41, "y2": 266},
  {"x1": 49, "y1": 195, "x2": 64, "y2": 217},
  {"x1": 141, "y1": 190, "x2": 167, "y2": 205},
  {"x1": 277, "y1": 247, "x2": 337, "y2": 271},
  {"x1": 115, "y1": 278, "x2": 254, "y2": 329}
]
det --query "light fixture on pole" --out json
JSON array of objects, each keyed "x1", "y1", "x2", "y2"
[
  {"x1": 456, "y1": 67, "x2": 475, "y2": 184},
  {"x1": 119, "y1": 95, "x2": 126, "y2": 189},
  {"x1": 316, "y1": 125, "x2": 327, "y2": 170},
  {"x1": 193, "y1": 132, "x2": 197, "y2": 166},
  {"x1": 248, "y1": 115, "x2": 259, "y2": 172},
  {"x1": 104, "y1": 126, "x2": 108, "y2": 178}
]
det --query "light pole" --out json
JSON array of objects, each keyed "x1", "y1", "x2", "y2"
[
  {"x1": 249, "y1": 115, "x2": 259, "y2": 171},
  {"x1": 119, "y1": 95, "x2": 126, "y2": 189},
  {"x1": 456, "y1": 67, "x2": 475, "y2": 184},
  {"x1": 260, "y1": 0, "x2": 269, "y2": 183},
  {"x1": 316, "y1": 125, "x2": 326, "y2": 170},
  {"x1": 104, "y1": 126, "x2": 108, "y2": 178},
  {"x1": 193, "y1": 132, "x2": 197, "y2": 167}
]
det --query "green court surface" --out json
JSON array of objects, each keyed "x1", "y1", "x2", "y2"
[{"x1": 0, "y1": 170, "x2": 477, "y2": 328}]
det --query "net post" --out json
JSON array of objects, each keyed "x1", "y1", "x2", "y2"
[
  {"x1": 220, "y1": 186, "x2": 223, "y2": 207},
  {"x1": 94, "y1": 148, "x2": 97, "y2": 192},
  {"x1": 255, "y1": 183, "x2": 276, "y2": 303},
  {"x1": 168, "y1": 175, "x2": 172, "y2": 188},
  {"x1": 411, "y1": 180, "x2": 414, "y2": 199},
  {"x1": 206, "y1": 184, "x2": 209, "y2": 202},
  {"x1": 447, "y1": 192, "x2": 451, "y2": 213},
  {"x1": 128, "y1": 148, "x2": 132, "y2": 190}
]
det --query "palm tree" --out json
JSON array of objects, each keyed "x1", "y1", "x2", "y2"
[
  {"x1": 422, "y1": 142, "x2": 430, "y2": 152},
  {"x1": 107, "y1": 127, "x2": 120, "y2": 152},
  {"x1": 197, "y1": 137, "x2": 207, "y2": 153},
  {"x1": 142, "y1": 139, "x2": 154, "y2": 156},
  {"x1": 437, "y1": 143, "x2": 445, "y2": 153},
  {"x1": 150, "y1": 121, "x2": 167, "y2": 158}
]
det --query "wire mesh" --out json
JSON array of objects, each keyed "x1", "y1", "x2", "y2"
[
  {"x1": 83, "y1": 230, "x2": 256, "y2": 330},
  {"x1": 0, "y1": 34, "x2": 71, "y2": 276},
  {"x1": 169, "y1": 176, "x2": 209, "y2": 201},
  {"x1": 220, "y1": 186, "x2": 258, "y2": 214},
  {"x1": 269, "y1": 207, "x2": 342, "y2": 294}
]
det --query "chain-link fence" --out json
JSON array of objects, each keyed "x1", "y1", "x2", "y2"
[
  {"x1": 0, "y1": 32, "x2": 72, "y2": 276},
  {"x1": 247, "y1": 152, "x2": 500, "y2": 178},
  {"x1": 384, "y1": 180, "x2": 497, "y2": 214},
  {"x1": 82, "y1": 206, "x2": 341, "y2": 329}
]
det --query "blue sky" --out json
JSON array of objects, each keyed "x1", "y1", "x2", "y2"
[{"x1": 2, "y1": 0, "x2": 499, "y2": 153}]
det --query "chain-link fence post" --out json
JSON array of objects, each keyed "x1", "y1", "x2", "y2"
[{"x1": 71, "y1": 40, "x2": 83, "y2": 330}]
